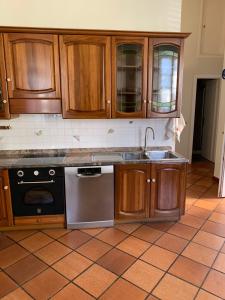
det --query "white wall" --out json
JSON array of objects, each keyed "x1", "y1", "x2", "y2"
[
  {"x1": 176, "y1": 0, "x2": 225, "y2": 168},
  {"x1": 0, "y1": 0, "x2": 181, "y2": 150},
  {"x1": 0, "y1": 0, "x2": 181, "y2": 32}
]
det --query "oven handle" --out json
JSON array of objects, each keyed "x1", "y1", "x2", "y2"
[{"x1": 17, "y1": 180, "x2": 55, "y2": 185}]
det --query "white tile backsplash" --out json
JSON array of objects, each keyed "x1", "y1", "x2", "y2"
[{"x1": 0, "y1": 115, "x2": 175, "y2": 150}]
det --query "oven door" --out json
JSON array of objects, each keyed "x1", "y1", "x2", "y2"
[{"x1": 11, "y1": 178, "x2": 65, "y2": 216}]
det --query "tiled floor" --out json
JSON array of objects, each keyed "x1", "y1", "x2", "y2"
[{"x1": 1, "y1": 160, "x2": 225, "y2": 299}]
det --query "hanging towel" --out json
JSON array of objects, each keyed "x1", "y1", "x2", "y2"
[{"x1": 165, "y1": 114, "x2": 186, "y2": 142}]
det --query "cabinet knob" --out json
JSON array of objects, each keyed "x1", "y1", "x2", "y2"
[
  {"x1": 3, "y1": 185, "x2": 9, "y2": 190},
  {"x1": 143, "y1": 100, "x2": 147, "y2": 104},
  {"x1": 146, "y1": 179, "x2": 151, "y2": 183},
  {"x1": 7, "y1": 78, "x2": 11, "y2": 82},
  {"x1": 2, "y1": 99, "x2": 7, "y2": 104},
  {"x1": 107, "y1": 100, "x2": 111, "y2": 104},
  {"x1": 151, "y1": 178, "x2": 156, "y2": 183}
]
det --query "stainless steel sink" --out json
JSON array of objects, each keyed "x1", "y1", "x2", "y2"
[
  {"x1": 122, "y1": 152, "x2": 149, "y2": 161},
  {"x1": 145, "y1": 150, "x2": 179, "y2": 160}
]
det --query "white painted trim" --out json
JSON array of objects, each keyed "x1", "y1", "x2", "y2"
[
  {"x1": 219, "y1": 129, "x2": 225, "y2": 197},
  {"x1": 188, "y1": 74, "x2": 221, "y2": 162}
]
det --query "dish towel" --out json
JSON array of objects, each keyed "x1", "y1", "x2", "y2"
[{"x1": 165, "y1": 114, "x2": 186, "y2": 142}]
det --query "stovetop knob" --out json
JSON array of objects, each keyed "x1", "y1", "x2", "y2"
[
  {"x1": 17, "y1": 170, "x2": 24, "y2": 177},
  {"x1": 49, "y1": 169, "x2": 56, "y2": 176}
]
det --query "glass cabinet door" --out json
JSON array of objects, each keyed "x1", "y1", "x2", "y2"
[
  {"x1": 149, "y1": 39, "x2": 183, "y2": 118},
  {"x1": 112, "y1": 37, "x2": 148, "y2": 118}
]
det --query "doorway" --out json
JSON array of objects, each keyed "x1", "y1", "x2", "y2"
[{"x1": 192, "y1": 79, "x2": 220, "y2": 162}]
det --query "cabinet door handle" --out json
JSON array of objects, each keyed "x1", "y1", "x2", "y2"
[
  {"x1": 1, "y1": 99, "x2": 7, "y2": 104},
  {"x1": 146, "y1": 179, "x2": 151, "y2": 183},
  {"x1": 151, "y1": 178, "x2": 156, "y2": 183},
  {"x1": 3, "y1": 186, "x2": 9, "y2": 190}
]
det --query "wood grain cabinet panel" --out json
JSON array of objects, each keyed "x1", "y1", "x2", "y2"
[
  {"x1": 115, "y1": 164, "x2": 149, "y2": 221},
  {"x1": 60, "y1": 35, "x2": 111, "y2": 118},
  {"x1": 3, "y1": 33, "x2": 61, "y2": 113},
  {"x1": 0, "y1": 170, "x2": 13, "y2": 227},
  {"x1": 150, "y1": 163, "x2": 186, "y2": 218},
  {"x1": 0, "y1": 34, "x2": 10, "y2": 119}
]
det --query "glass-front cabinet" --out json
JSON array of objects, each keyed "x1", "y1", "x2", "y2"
[
  {"x1": 0, "y1": 34, "x2": 9, "y2": 119},
  {"x1": 112, "y1": 37, "x2": 148, "y2": 118},
  {"x1": 148, "y1": 38, "x2": 183, "y2": 118}
]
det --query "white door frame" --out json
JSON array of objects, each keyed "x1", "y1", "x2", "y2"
[
  {"x1": 188, "y1": 74, "x2": 221, "y2": 162},
  {"x1": 219, "y1": 128, "x2": 225, "y2": 197}
]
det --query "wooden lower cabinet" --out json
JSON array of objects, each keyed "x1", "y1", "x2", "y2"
[
  {"x1": 0, "y1": 170, "x2": 13, "y2": 226},
  {"x1": 115, "y1": 164, "x2": 150, "y2": 221},
  {"x1": 115, "y1": 162, "x2": 187, "y2": 222},
  {"x1": 150, "y1": 163, "x2": 187, "y2": 219}
]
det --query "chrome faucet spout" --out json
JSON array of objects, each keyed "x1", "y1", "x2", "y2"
[{"x1": 144, "y1": 127, "x2": 155, "y2": 152}]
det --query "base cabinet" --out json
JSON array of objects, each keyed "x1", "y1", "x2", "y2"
[
  {"x1": 115, "y1": 162, "x2": 187, "y2": 222},
  {"x1": 0, "y1": 170, "x2": 13, "y2": 226}
]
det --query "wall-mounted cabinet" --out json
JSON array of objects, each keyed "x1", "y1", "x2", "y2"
[
  {"x1": 112, "y1": 37, "x2": 148, "y2": 118},
  {"x1": 3, "y1": 33, "x2": 61, "y2": 114},
  {"x1": 0, "y1": 27, "x2": 189, "y2": 119},
  {"x1": 0, "y1": 34, "x2": 10, "y2": 119},
  {"x1": 60, "y1": 35, "x2": 111, "y2": 118},
  {"x1": 148, "y1": 38, "x2": 183, "y2": 118}
]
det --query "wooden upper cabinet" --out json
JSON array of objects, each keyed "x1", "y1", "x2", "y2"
[
  {"x1": 3, "y1": 33, "x2": 61, "y2": 113},
  {"x1": 0, "y1": 170, "x2": 13, "y2": 227},
  {"x1": 150, "y1": 163, "x2": 186, "y2": 218},
  {"x1": 0, "y1": 34, "x2": 10, "y2": 119},
  {"x1": 148, "y1": 38, "x2": 184, "y2": 118},
  {"x1": 112, "y1": 36, "x2": 148, "y2": 118},
  {"x1": 115, "y1": 164, "x2": 149, "y2": 221},
  {"x1": 60, "y1": 35, "x2": 111, "y2": 118}
]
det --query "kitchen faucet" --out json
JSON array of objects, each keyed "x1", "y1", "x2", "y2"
[{"x1": 143, "y1": 127, "x2": 155, "y2": 152}]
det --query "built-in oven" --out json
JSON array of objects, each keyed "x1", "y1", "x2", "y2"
[{"x1": 9, "y1": 167, "x2": 65, "y2": 216}]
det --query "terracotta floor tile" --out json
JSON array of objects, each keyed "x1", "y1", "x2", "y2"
[
  {"x1": 155, "y1": 233, "x2": 189, "y2": 254},
  {"x1": 96, "y1": 228, "x2": 128, "y2": 246},
  {"x1": 23, "y1": 268, "x2": 68, "y2": 299},
  {"x1": 76, "y1": 238, "x2": 112, "y2": 261},
  {"x1": 80, "y1": 227, "x2": 106, "y2": 236},
  {"x1": 52, "y1": 251, "x2": 92, "y2": 280},
  {"x1": 132, "y1": 225, "x2": 163, "y2": 243},
  {"x1": 147, "y1": 221, "x2": 175, "y2": 232},
  {"x1": 168, "y1": 223, "x2": 198, "y2": 240},
  {"x1": 192, "y1": 231, "x2": 224, "y2": 250},
  {"x1": 152, "y1": 273, "x2": 198, "y2": 300},
  {"x1": 215, "y1": 202, "x2": 225, "y2": 214},
  {"x1": 188, "y1": 184, "x2": 208, "y2": 194},
  {"x1": 51, "y1": 283, "x2": 95, "y2": 300},
  {"x1": 0, "y1": 244, "x2": 28, "y2": 268},
  {"x1": 42, "y1": 228, "x2": 71, "y2": 239},
  {"x1": 202, "y1": 221, "x2": 225, "y2": 238},
  {"x1": 213, "y1": 252, "x2": 225, "y2": 273},
  {"x1": 122, "y1": 260, "x2": 164, "y2": 293},
  {"x1": 19, "y1": 232, "x2": 53, "y2": 252},
  {"x1": 203, "y1": 270, "x2": 225, "y2": 299},
  {"x1": 209, "y1": 212, "x2": 225, "y2": 225},
  {"x1": 58, "y1": 230, "x2": 91, "y2": 249},
  {"x1": 74, "y1": 264, "x2": 117, "y2": 298},
  {"x1": 194, "y1": 200, "x2": 219, "y2": 211},
  {"x1": 182, "y1": 242, "x2": 217, "y2": 267},
  {"x1": 1, "y1": 288, "x2": 32, "y2": 300},
  {"x1": 221, "y1": 243, "x2": 225, "y2": 253},
  {"x1": 187, "y1": 206, "x2": 212, "y2": 219},
  {"x1": 195, "y1": 289, "x2": 221, "y2": 300},
  {"x1": 179, "y1": 214, "x2": 205, "y2": 229},
  {"x1": 0, "y1": 234, "x2": 14, "y2": 250},
  {"x1": 116, "y1": 236, "x2": 150, "y2": 258},
  {"x1": 0, "y1": 272, "x2": 18, "y2": 298},
  {"x1": 4, "y1": 230, "x2": 37, "y2": 242},
  {"x1": 5, "y1": 254, "x2": 47, "y2": 285},
  {"x1": 99, "y1": 278, "x2": 147, "y2": 300},
  {"x1": 146, "y1": 295, "x2": 159, "y2": 300},
  {"x1": 141, "y1": 245, "x2": 177, "y2": 271},
  {"x1": 34, "y1": 241, "x2": 71, "y2": 265},
  {"x1": 115, "y1": 223, "x2": 142, "y2": 234},
  {"x1": 97, "y1": 248, "x2": 136, "y2": 275},
  {"x1": 168, "y1": 256, "x2": 209, "y2": 286}
]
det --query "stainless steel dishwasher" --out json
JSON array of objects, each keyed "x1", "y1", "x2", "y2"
[{"x1": 65, "y1": 165, "x2": 114, "y2": 228}]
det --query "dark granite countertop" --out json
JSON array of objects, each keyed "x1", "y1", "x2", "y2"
[{"x1": 0, "y1": 147, "x2": 188, "y2": 169}]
